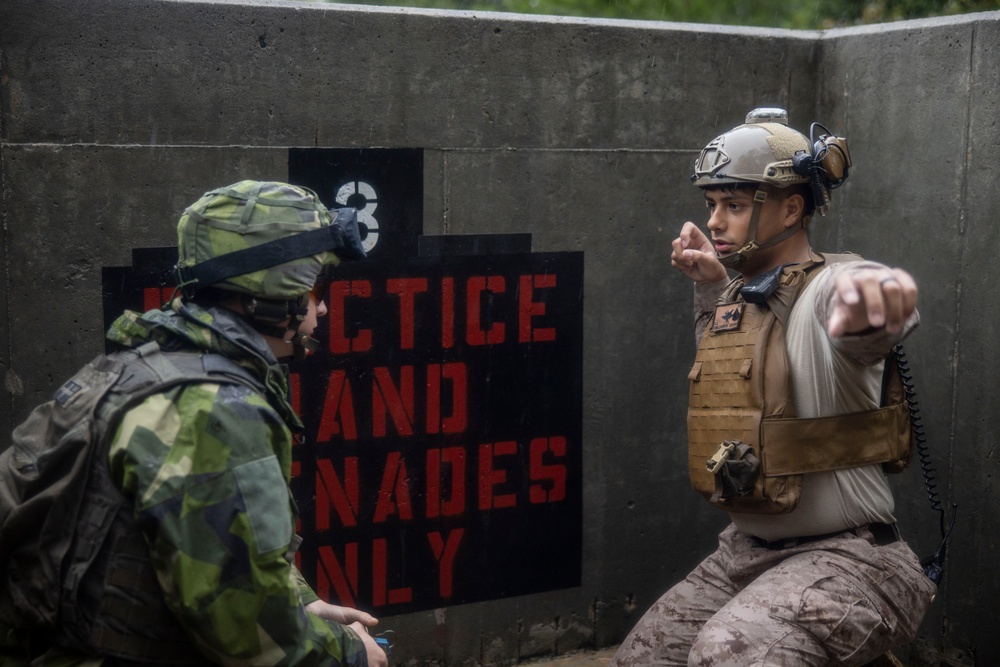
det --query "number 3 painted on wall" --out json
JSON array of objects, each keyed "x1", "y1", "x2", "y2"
[{"x1": 335, "y1": 181, "x2": 380, "y2": 253}]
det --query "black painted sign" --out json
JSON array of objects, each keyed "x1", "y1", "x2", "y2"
[{"x1": 102, "y1": 148, "x2": 583, "y2": 615}]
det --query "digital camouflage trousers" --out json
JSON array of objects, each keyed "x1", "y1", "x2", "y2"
[{"x1": 610, "y1": 523, "x2": 937, "y2": 666}]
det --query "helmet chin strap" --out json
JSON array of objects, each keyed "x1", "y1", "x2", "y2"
[{"x1": 716, "y1": 186, "x2": 806, "y2": 269}]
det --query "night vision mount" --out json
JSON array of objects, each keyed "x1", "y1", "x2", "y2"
[{"x1": 791, "y1": 122, "x2": 852, "y2": 215}]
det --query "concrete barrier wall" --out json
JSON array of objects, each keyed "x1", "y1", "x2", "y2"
[{"x1": 1, "y1": 1, "x2": 996, "y2": 664}]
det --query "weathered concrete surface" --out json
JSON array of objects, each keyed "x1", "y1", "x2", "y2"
[
  {"x1": 2, "y1": 0, "x2": 998, "y2": 664},
  {"x1": 811, "y1": 15, "x2": 999, "y2": 666}
]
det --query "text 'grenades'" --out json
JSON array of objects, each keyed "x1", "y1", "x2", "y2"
[{"x1": 295, "y1": 436, "x2": 569, "y2": 530}]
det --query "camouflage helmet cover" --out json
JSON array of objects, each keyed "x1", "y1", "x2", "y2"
[
  {"x1": 176, "y1": 180, "x2": 341, "y2": 299},
  {"x1": 691, "y1": 108, "x2": 812, "y2": 189}
]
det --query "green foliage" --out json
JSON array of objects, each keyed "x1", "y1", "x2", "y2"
[{"x1": 313, "y1": 0, "x2": 1000, "y2": 28}]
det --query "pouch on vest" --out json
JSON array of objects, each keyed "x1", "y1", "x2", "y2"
[{"x1": 706, "y1": 440, "x2": 760, "y2": 502}]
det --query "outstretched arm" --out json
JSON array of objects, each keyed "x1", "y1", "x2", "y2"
[
  {"x1": 826, "y1": 265, "x2": 918, "y2": 338},
  {"x1": 816, "y1": 262, "x2": 919, "y2": 366}
]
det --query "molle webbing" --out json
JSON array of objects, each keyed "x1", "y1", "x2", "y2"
[
  {"x1": 687, "y1": 254, "x2": 913, "y2": 514},
  {"x1": 688, "y1": 303, "x2": 771, "y2": 500},
  {"x1": 83, "y1": 521, "x2": 208, "y2": 665}
]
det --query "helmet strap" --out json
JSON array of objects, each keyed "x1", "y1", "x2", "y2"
[
  {"x1": 716, "y1": 187, "x2": 806, "y2": 270},
  {"x1": 718, "y1": 187, "x2": 768, "y2": 269},
  {"x1": 242, "y1": 294, "x2": 308, "y2": 326},
  {"x1": 756, "y1": 219, "x2": 805, "y2": 251}
]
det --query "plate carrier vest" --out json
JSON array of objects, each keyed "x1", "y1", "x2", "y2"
[{"x1": 687, "y1": 254, "x2": 913, "y2": 514}]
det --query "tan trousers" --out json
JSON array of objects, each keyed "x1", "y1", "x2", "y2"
[{"x1": 610, "y1": 523, "x2": 937, "y2": 666}]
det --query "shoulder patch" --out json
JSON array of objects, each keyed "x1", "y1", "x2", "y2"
[
  {"x1": 712, "y1": 302, "x2": 744, "y2": 333},
  {"x1": 54, "y1": 379, "x2": 89, "y2": 406}
]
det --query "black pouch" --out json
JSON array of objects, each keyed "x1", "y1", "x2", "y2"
[{"x1": 707, "y1": 440, "x2": 760, "y2": 502}]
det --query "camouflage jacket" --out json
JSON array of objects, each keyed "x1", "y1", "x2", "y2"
[{"x1": 27, "y1": 299, "x2": 366, "y2": 666}]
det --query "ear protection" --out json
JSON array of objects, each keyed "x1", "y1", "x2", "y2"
[
  {"x1": 241, "y1": 293, "x2": 309, "y2": 327},
  {"x1": 791, "y1": 122, "x2": 852, "y2": 215},
  {"x1": 242, "y1": 292, "x2": 319, "y2": 359}
]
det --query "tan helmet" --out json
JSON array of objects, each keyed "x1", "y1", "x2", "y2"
[
  {"x1": 691, "y1": 108, "x2": 851, "y2": 269},
  {"x1": 692, "y1": 108, "x2": 812, "y2": 189}
]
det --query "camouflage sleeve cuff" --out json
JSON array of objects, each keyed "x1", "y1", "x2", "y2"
[
  {"x1": 327, "y1": 621, "x2": 370, "y2": 667},
  {"x1": 293, "y1": 565, "x2": 320, "y2": 606}
]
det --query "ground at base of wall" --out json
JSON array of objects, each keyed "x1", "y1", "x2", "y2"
[{"x1": 517, "y1": 648, "x2": 617, "y2": 667}]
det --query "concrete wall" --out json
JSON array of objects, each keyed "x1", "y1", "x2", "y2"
[{"x1": 1, "y1": 0, "x2": 997, "y2": 664}]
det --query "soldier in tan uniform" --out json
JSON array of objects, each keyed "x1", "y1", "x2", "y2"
[{"x1": 611, "y1": 110, "x2": 937, "y2": 666}]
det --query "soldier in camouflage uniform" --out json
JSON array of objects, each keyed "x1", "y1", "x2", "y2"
[
  {"x1": 0, "y1": 181, "x2": 388, "y2": 667},
  {"x1": 611, "y1": 111, "x2": 937, "y2": 666}
]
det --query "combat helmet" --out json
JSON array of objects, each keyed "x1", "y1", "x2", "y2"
[
  {"x1": 174, "y1": 180, "x2": 365, "y2": 358},
  {"x1": 691, "y1": 108, "x2": 851, "y2": 269}
]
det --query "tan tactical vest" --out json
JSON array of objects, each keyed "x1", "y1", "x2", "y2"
[{"x1": 687, "y1": 254, "x2": 913, "y2": 514}]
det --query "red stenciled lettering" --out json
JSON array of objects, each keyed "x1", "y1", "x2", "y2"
[
  {"x1": 478, "y1": 441, "x2": 517, "y2": 510},
  {"x1": 428, "y1": 529, "x2": 464, "y2": 598},
  {"x1": 466, "y1": 276, "x2": 506, "y2": 346},
  {"x1": 317, "y1": 543, "x2": 358, "y2": 607},
  {"x1": 373, "y1": 452, "x2": 413, "y2": 523},
  {"x1": 387, "y1": 278, "x2": 428, "y2": 350},
  {"x1": 316, "y1": 371, "x2": 358, "y2": 442},
  {"x1": 373, "y1": 538, "x2": 413, "y2": 606},
  {"x1": 441, "y1": 277, "x2": 455, "y2": 349},
  {"x1": 426, "y1": 447, "x2": 467, "y2": 518},
  {"x1": 519, "y1": 274, "x2": 557, "y2": 343},
  {"x1": 316, "y1": 457, "x2": 359, "y2": 529},
  {"x1": 372, "y1": 366, "x2": 414, "y2": 437},
  {"x1": 426, "y1": 362, "x2": 468, "y2": 435},
  {"x1": 426, "y1": 365, "x2": 441, "y2": 435},
  {"x1": 143, "y1": 287, "x2": 173, "y2": 313},
  {"x1": 328, "y1": 280, "x2": 372, "y2": 354},
  {"x1": 529, "y1": 436, "x2": 567, "y2": 503}
]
